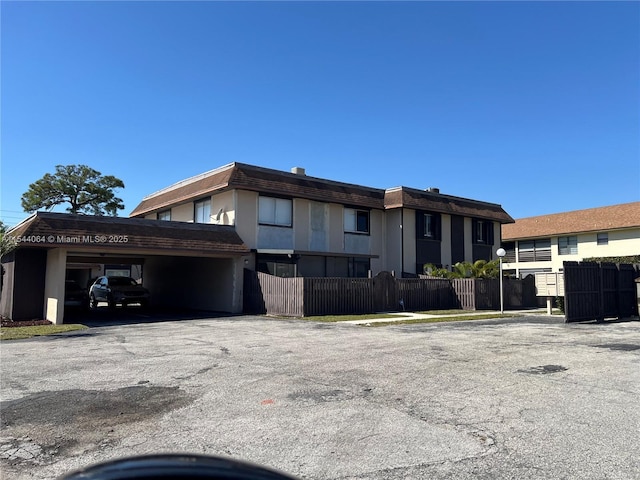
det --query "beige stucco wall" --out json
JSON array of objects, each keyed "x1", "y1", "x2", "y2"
[
  {"x1": 44, "y1": 248, "x2": 67, "y2": 325},
  {"x1": 212, "y1": 190, "x2": 235, "y2": 226},
  {"x1": 294, "y1": 198, "x2": 310, "y2": 250},
  {"x1": 235, "y1": 190, "x2": 258, "y2": 249},
  {"x1": 402, "y1": 208, "x2": 417, "y2": 274},
  {"x1": 370, "y1": 209, "x2": 384, "y2": 275},
  {"x1": 172, "y1": 202, "x2": 195, "y2": 223},
  {"x1": 384, "y1": 209, "x2": 402, "y2": 275},
  {"x1": 328, "y1": 204, "x2": 344, "y2": 252},
  {"x1": 493, "y1": 222, "x2": 502, "y2": 256},
  {"x1": 464, "y1": 218, "x2": 473, "y2": 262},
  {"x1": 441, "y1": 214, "x2": 452, "y2": 268}
]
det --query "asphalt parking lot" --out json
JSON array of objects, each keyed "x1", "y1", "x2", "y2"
[{"x1": 1, "y1": 315, "x2": 639, "y2": 479}]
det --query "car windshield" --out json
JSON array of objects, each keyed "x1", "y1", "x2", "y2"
[{"x1": 109, "y1": 277, "x2": 138, "y2": 287}]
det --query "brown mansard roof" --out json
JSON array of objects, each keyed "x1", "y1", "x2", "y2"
[
  {"x1": 130, "y1": 162, "x2": 513, "y2": 223},
  {"x1": 130, "y1": 163, "x2": 386, "y2": 217},
  {"x1": 8, "y1": 212, "x2": 250, "y2": 256},
  {"x1": 502, "y1": 202, "x2": 640, "y2": 240},
  {"x1": 384, "y1": 187, "x2": 514, "y2": 223}
]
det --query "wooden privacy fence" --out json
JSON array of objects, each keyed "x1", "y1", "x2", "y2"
[
  {"x1": 244, "y1": 270, "x2": 537, "y2": 317},
  {"x1": 563, "y1": 262, "x2": 639, "y2": 323}
]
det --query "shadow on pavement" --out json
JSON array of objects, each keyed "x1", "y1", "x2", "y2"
[{"x1": 64, "y1": 306, "x2": 235, "y2": 327}]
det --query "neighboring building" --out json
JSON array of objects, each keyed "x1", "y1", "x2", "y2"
[
  {"x1": 130, "y1": 162, "x2": 514, "y2": 277},
  {"x1": 501, "y1": 202, "x2": 640, "y2": 278}
]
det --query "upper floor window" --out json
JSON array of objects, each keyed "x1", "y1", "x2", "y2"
[
  {"x1": 558, "y1": 235, "x2": 578, "y2": 255},
  {"x1": 194, "y1": 198, "x2": 211, "y2": 223},
  {"x1": 597, "y1": 232, "x2": 608, "y2": 246},
  {"x1": 472, "y1": 219, "x2": 494, "y2": 245},
  {"x1": 157, "y1": 210, "x2": 171, "y2": 221},
  {"x1": 259, "y1": 196, "x2": 292, "y2": 227},
  {"x1": 344, "y1": 208, "x2": 369, "y2": 234},
  {"x1": 416, "y1": 211, "x2": 441, "y2": 240}
]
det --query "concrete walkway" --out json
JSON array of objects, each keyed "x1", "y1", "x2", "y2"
[{"x1": 341, "y1": 309, "x2": 559, "y2": 325}]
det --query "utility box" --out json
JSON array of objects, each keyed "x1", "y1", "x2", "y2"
[
  {"x1": 535, "y1": 272, "x2": 565, "y2": 315},
  {"x1": 535, "y1": 273, "x2": 564, "y2": 297}
]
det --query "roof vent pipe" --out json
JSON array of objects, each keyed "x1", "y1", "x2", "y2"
[{"x1": 291, "y1": 167, "x2": 306, "y2": 176}]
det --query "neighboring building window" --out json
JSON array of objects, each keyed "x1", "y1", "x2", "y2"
[
  {"x1": 259, "y1": 196, "x2": 292, "y2": 227},
  {"x1": 597, "y1": 232, "x2": 608, "y2": 246},
  {"x1": 344, "y1": 208, "x2": 369, "y2": 234},
  {"x1": 194, "y1": 199, "x2": 211, "y2": 223},
  {"x1": 472, "y1": 219, "x2": 494, "y2": 245},
  {"x1": 517, "y1": 239, "x2": 551, "y2": 262},
  {"x1": 157, "y1": 210, "x2": 171, "y2": 221},
  {"x1": 558, "y1": 236, "x2": 578, "y2": 255},
  {"x1": 501, "y1": 242, "x2": 516, "y2": 262}
]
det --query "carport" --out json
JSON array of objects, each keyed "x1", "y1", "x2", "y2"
[{"x1": 1, "y1": 212, "x2": 250, "y2": 324}]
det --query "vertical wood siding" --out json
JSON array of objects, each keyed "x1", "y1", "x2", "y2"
[
  {"x1": 564, "y1": 262, "x2": 639, "y2": 322},
  {"x1": 244, "y1": 271, "x2": 539, "y2": 317}
]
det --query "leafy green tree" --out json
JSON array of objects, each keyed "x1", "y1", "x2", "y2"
[
  {"x1": 0, "y1": 220, "x2": 16, "y2": 259},
  {"x1": 423, "y1": 259, "x2": 501, "y2": 279},
  {"x1": 21, "y1": 165, "x2": 125, "y2": 216}
]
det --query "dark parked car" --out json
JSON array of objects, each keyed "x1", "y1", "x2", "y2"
[
  {"x1": 89, "y1": 276, "x2": 150, "y2": 309},
  {"x1": 64, "y1": 280, "x2": 89, "y2": 310}
]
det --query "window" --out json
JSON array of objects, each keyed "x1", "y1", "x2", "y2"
[
  {"x1": 157, "y1": 210, "x2": 171, "y2": 221},
  {"x1": 259, "y1": 196, "x2": 292, "y2": 227},
  {"x1": 472, "y1": 219, "x2": 494, "y2": 245},
  {"x1": 349, "y1": 257, "x2": 370, "y2": 278},
  {"x1": 597, "y1": 232, "x2": 608, "y2": 246},
  {"x1": 194, "y1": 199, "x2": 211, "y2": 223},
  {"x1": 417, "y1": 212, "x2": 441, "y2": 240},
  {"x1": 558, "y1": 236, "x2": 578, "y2": 255},
  {"x1": 344, "y1": 208, "x2": 369, "y2": 234},
  {"x1": 424, "y1": 214, "x2": 434, "y2": 237},
  {"x1": 517, "y1": 239, "x2": 551, "y2": 262},
  {"x1": 476, "y1": 220, "x2": 486, "y2": 243},
  {"x1": 501, "y1": 242, "x2": 516, "y2": 262}
]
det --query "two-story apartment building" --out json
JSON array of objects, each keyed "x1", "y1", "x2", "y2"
[
  {"x1": 130, "y1": 162, "x2": 514, "y2": 277},
  {"x1": 2, "y1": 162, "x2": 514, "y2": 324},
  {"x1": 501, "y1": 202, "x2": 640, "y2": 278}
]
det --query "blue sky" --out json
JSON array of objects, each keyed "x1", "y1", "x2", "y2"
[{"x1": 2, "y1": 1, "x2": 639, "y2": 227}]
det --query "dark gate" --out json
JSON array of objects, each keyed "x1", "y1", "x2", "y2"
[
  {"x1": 564, "y1": 262, "x2": 639, "y2": 323},
  {"x1": 373, "y1": 271, "x2": 398, "y2": 312}
]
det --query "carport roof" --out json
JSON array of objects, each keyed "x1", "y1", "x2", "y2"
[{"x1": 8, "y1": 212, "x2": 250, "y2": 256}]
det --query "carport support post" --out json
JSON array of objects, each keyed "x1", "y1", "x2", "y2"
[{"x1": 44, "y1": 248, "x2": 67, "y2": 325}]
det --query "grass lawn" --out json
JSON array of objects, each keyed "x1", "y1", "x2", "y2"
[
  {"x1": 363, "y1": 313, "x2": 517, "y2": 327},
  {"x1": 274, "y1": 313, "x2": 408, "y2": 322},
  {"x1": 0, "y1": 324, "x2": 88, "y2": 341}
]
